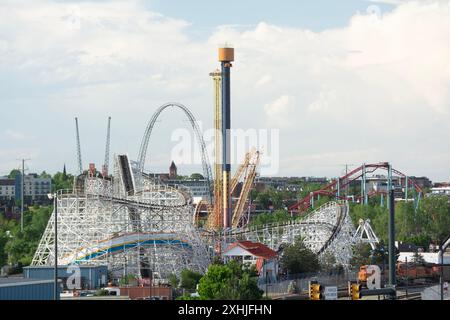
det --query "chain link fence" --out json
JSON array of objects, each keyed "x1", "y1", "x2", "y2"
[{"x1": 258, "y1": 270, "x2": 358, "y2": 296}]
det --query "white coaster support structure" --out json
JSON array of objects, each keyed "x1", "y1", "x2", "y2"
[{"x1": 352, "y1": 219, "x2": 380, "y2": 250}]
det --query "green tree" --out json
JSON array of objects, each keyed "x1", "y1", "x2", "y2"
[
  {"x1": 297, "y1": 183, "x2": 325, "y2": 199},
  {"x1": 255, "y1": 188, "x2": 283, "y2": 210},
  {"x1": 119, "y1": 274, "x2": 138, "y2": 286},
  {"x1": 350, "y1": 243, "x2": 372, "y2": 269},
  {"x1": 190, "y1": 173, "x2": 204, "y2": 180},
  {"x1": 8, "y1": 169, "x2": 20, "y2": 179},
  {"x1": 418, "y1": 196, "x2": 450, "y2": 244},
  {"x1": 371, "y1": 205, "x2": 389, "y2": 243},
  {"x1": 52, "y1": 172, "x2": 74, "y2": 192},
  {"x1": 412, "y1": 251, "x2": 426, "y2": 266},
  {"x1": 197, "y1": 260, "x2": 263, "y2": 300},
  {"x1": 349, "y1": 203, "x2": 377, "y2": 227},
  {"x1": 248, "y1": 209, "x2": 292, "y2": 228},
  {"x1": 0, "y1": 232, "x2": 8, "y2": 266},
  {"x1": 95, "y1": 289, "x2": 110, "y2": 296},
  {"x1": 3, "y1": 206, "x2": 52, "y2": 266},
  {"x1": 395, "y1": 201, "x2": 416, "y2": 243},
  {"x1": 320, "y1": 252, "x2": 337, "y2": 273},
  {"x1": 168, "y1": 273, "x2": 180, "y2": 288},
  {"x1": 39, "y1": 171, "x2": 51, "y2": 179},
  {"x1": 279, "y1": 237, "x2": 320, "y2": 274},
  {"x1": 180, "y1": 269, "x2": 203, "y2": 291}
]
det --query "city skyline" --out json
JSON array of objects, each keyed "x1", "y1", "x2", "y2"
[{"x1": 1, "y1": 0, "x2": 450, "y2": 181}]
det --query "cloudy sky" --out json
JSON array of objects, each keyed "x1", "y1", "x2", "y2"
[{"x1": 0, "y1": 0, "x2": 449, "y2": 181}]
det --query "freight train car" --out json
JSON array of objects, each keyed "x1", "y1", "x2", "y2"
[{"x1": 358, "y1": 263, "x2": 450, "y2": 286}]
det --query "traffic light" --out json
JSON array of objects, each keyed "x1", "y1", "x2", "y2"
[
  {"x1": 309, "y1": 281, "x2": 323, "y2": 300},
  {"x1": 348, "y1": 281, "x2": 362, "y2": 300}
]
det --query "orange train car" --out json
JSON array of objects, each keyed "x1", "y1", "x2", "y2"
[{"x1": 358, "y1": 263, "x2": 442, "y2": 285}]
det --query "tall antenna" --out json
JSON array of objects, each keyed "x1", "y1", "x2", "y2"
[
  {"x1": 75, "y1": 117, "x2": 83, "y2": 175},
  {"x1": 102, "y1": 116, "x2": 111, "y2": 177}
]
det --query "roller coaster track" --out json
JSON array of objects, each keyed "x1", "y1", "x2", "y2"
[
  {"x1": 222, "y1": 201, "x2": 356, "y2": 265},
  {"x1": 137, "y1": 102, "x2": 213, "y2": 201},
  {"x1": 289, "y1": 162, "x2": 424, "y2": 214}
]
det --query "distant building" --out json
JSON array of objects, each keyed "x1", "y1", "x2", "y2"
[
  {"x1": 430, "y1": 186, "x2": 450, "y2": 203},
  {"x1": 167, "y1": 179, "x2": 210, "y2": 202},
  {"x1": 401, "y1": 176, "x2": 433, "y2": 190},
  {"x1": 24, "y1": 265, "x2": 108, "y2": 290},
  {"x1": 366, "y1": 175, "x2": 412, "y2": 198},
  {"x1": 0, "y1": 278, "x2": 61, "y2": 300},
  {"x1": 433, "y1": 182, "x2": 450, "y2": 188},
  {"x1": 254, "y1": 176, "x2": 328, "y2": 192},
  {"x1": 431, "y1": 187, "x2": 450, "y2": 196},
  {"x1": 149, "y1": 162, "x2": 210, "y2": 202},
  {"x1": 15, "y1": 173, "x2": 52, "y2": 205},
  {"x1": 0, "y1": 177, "x2": 16, "y2": 203},
  {"x1": 169, "y1": 161, "x2": 177, "y2": 179}
]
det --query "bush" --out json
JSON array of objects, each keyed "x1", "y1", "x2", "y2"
[
  {"x1": 95, "y1": 289, "x2": 110, "y2": 296},
  {"x1": 180, "y1": 269, "x2": 202, "y2": 291},
  {"x1": 197, "y1": 260, "x2": 263, "y2": 300},
  {"x1": 119, "y1": 274, "x2": 138, "y2": 286}
]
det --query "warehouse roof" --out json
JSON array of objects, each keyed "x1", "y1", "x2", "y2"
[{"x1": 0, "y1": 277, "x2": 56, "y2": 288}]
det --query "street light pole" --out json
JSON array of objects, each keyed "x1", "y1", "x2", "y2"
[
  {"x1": 54, "y1": 194, "x2": 58, "y2": 300},
  {"x1": 48, "y1": 193, "x2": 58, "y2": 300},
  {"x1": 387, "y1": 188, "x2": 397, "y2": 300},
  {"x1": 21, "y1": 159, "x2": 24, "y2": 232}
]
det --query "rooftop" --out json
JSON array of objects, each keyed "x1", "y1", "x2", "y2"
[
  {"x1": 224, "y1": 241, "x2": 278, "y2": 260},
  {"x1": 0, "y1": 277, "x2": 56, "y2": 288}
]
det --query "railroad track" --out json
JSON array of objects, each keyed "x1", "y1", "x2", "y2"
[{"x1": 397, "y1": 292, "x2": 422, "y2": 300}]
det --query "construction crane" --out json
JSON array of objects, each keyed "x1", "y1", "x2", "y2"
[
  {"x1": 102, "y1": 116, "x2": 111, "y2": 177},
  {"x1": 75, "y1": 117, "x2": 83, "y2": 175}
]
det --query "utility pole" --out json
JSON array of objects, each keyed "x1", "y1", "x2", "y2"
[
  {"x1": 47, "y1": 193, "x2": 58, "y2": 300},
  {"x1": 388, "y1": 163, "x2": 396, "y2": 298},
  {"x1": 54, "y1": 194, "x2": 58, "y2": 300},
  {"x1": 18, "y1": 158, "x2": 30, "y2": 232}
]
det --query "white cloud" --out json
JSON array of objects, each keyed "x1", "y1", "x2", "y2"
[
  {"x1": 264, "y1": 95, "x2": 296, "y2": 128},
  {"x1": 369, "y1": 0, "x2": 450, "y2": 4},
  {"x1": 4, "y1": 130, "x2": 33, "y2": 141},
  {"x1": 1, "y1": 1, "x2": 450, "y2": 180},
  {"x1": 255, "y1": 75, "x2": 272, "y2": 88}
]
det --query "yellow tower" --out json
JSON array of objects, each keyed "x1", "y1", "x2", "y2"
[{"x1": 209, "y1": 69, "x2": 222, "y2": 230}]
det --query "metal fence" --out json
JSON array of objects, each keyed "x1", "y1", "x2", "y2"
[{"x1": 258, "y1": 271, "x2": 358, "y2": 296}]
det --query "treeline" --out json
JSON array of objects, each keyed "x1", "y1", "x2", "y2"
[
  {"x1": 248, "y1": 188, "x2": 450, "y2": 248},
  {"x1": 0, "y1": 170, "x2": 74, "y2": 270},
  {"x1": 0, "y1": 205, "x2": 52, "y2": 269},
  {"x1": 350, "y1": 196, "x2": 450, "y2": 247}
]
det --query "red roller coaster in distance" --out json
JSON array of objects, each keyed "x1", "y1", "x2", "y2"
[{"x1": 288, "y1": 162, "x2": 424, "y2": 214}]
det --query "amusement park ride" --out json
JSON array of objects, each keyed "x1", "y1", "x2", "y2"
[{"x1": 31, "y1": 47, "x2": 424, "y2": 282}]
